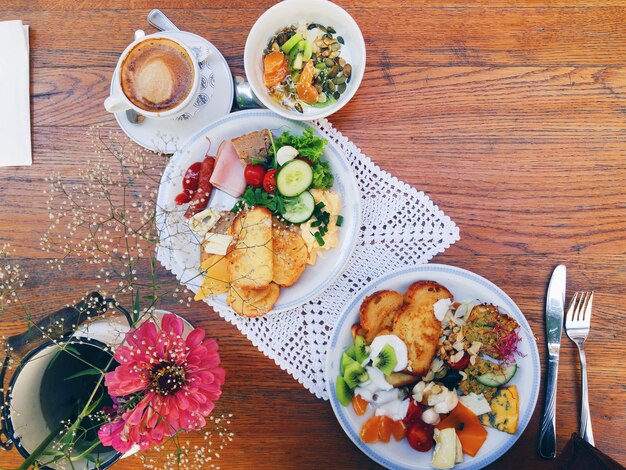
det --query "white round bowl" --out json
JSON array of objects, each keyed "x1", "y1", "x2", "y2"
[{"x1": 244, "y1": 0, "x2": 366, "y2": 121}]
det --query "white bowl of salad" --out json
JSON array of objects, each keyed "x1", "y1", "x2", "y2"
[{"x1": 244, "y1": 0, "x2": 366, "y2": 120}]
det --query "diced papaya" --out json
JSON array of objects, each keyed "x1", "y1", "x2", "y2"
[{"x1": 436, "y1": 402, "x2": 488, "y2": 457}]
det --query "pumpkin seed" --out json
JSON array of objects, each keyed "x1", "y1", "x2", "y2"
[
  {"x1": 338, "y1": 58, "x2": 346, "y2": 67},
  {"x1": 343, "y1": 64, "x2": 352, "y2": 78},
  {"x1": 329, "y1": 52, "x2": 339, "y2": 59},
  {"x1": 334, "y1": 75, "x2": 346, "y2": 85},
  {"x1": 321, "y1": 50, "x2": 330, "y2": 57},
  {"x1": 323, "y1": 37, "x2": 335, "y2": 45},
  {"x1": 315, "y1": 62, "x2": 327, "y2": 70},
  {"x1": 318, "y1": 25, "x2": 327, "y2": 32},
  {"x1": 327, "y1": 65, "x2": 339, "y2": 78},
  {"x1": 295, "y1": 103, "x2": 304, "y2": 113},
  {"x1": 325, "y1": 58, "x2": 335, "y2": 67},
  {"x1": 331, "y1": 43, "x2": 341, "y2": 51},
  {"x1": 315, "y1": 84, "x2": 323, "y2": 93},
  {"x1": 337, "y1": 83, "x2": 346, "y2": 93},
  {"x1": 333, "y1": 91, "x2": 340, "y2": 100},
  {"x1": 337, "y1": 36, "x2": 345, "y2": 45},
  {"x1": 317, "y1": 92, "x2": 327, "y2": 103},
  {"x1": 327, "y1": 80, "x2": 336, "y2": 92},
  {"x1": 327, "y1": 26, "x2": 336, "y2": 34}
]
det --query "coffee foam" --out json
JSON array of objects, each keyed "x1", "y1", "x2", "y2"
[{"x1": 121, "y1": 38, "x2": 195, "y2": 112}]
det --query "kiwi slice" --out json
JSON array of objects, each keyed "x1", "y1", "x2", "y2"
[
  {"x1": 340, "y1": 352, "x2": 357, "y2": 375},
  {"x1": 345, "y1": 345, "x2": 357, "y2": 360},
  {"x1": 353, "y1": 335, "x2": 370, "y2": 364},
  {"x1": 373, "y1": 344, "x2": 397, "y2": 376},
  {"x1": 343, "y1": 361, "x2": 367, "y2": 389},
  {"x1": 335, "y1": 376, "x2": 353, "y2": 406}
]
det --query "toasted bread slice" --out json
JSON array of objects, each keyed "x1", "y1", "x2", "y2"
[
  {"x1": 404, "y1": 280, "x2": 453, "y2": 306},
  {"x1": 272, "y1": 225, "x2": 308, "y2": 287},
  {"x1": 227, "y1": 207, "x2": 273, "y2": 290},
  {"x1": 392, "y1": 299, "x2": 443, "y2": 376},
  {"x1": 359, "y1": 290, "x2": 403, "y2": 343},
  {"x1": 227, "y1": 282, "x2": 280, "y2": 317}
]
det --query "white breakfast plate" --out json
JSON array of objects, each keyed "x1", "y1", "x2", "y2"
[
  {"x1": 326, "y1": 264, "x2": 541, "y2": 470},
  {"x1": 111, "y1": 30, "x2": 234, "y2": 154},
  {"x1": 155, "y1": 109, "x2": 361, "y2": 314}
]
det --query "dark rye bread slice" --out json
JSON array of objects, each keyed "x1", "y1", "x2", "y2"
[
  {"x1": 392, "y1": 281, "x2": 453, "y2": 376},
  {"x1": 359, "y1": 290, "x2": 404, "y2": 343}
]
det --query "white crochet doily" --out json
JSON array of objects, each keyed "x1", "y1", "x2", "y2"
[{"x1": 158, "y1": 118, "x2": 459, "y2": 399}]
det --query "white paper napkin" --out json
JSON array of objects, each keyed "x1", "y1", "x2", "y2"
[{"x1": 0, "y1": 20, "x2": 31, "y2": 167}]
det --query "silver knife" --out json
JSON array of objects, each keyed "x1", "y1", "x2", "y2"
[{"x1": 538, "y1": 264, "x2": 566, "y2": 459}]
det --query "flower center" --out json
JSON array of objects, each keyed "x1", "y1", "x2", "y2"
[{"x1": 150, "y1": 363, "x2": 186, "y2": 396}]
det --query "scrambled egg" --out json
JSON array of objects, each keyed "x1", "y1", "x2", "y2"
[{"x1": 300, "y1": 189, "x2": 341, "y2": 265}]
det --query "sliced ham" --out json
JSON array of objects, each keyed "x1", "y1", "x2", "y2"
[{"x1": 209, "y1": 139, "x2": 247, "y2": 198}]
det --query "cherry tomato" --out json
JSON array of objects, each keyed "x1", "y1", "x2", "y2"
[
  {"x1": 406, "y1": 421, "x2": 434, "y2": 452},
  {"x1": 263, "y1": 169, "x2": 277, "y2": 193},
  {"x1": 403, "y1": 399, "x2": 423, "y2": 427},
  {"x1": 244, "y1": 164, "x2": 266, "y2": 188},
  {"x1": 448, "y1": 352, "x2": 470, "y2": 371}
]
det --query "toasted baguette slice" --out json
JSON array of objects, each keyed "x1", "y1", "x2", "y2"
[
  {"x1": 227, "y1": 282, "x2": 280, "y2": 317},
  {"x1": 272, "y1": 224, "x2": 308, "y2": 287},
  {"x1": 392, "y1": 300, "x2": 443, "y2": 376},
  {"x1": 403, "y1": 280, "x2": 453, "y2": 306},
  {"x1": 359, "y1": 290, "x2": 403, "y2": 343},
  {"x1": 227, "y1": 207, "x2": 273, "y2": 290}
]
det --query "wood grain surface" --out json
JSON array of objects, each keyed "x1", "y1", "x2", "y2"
[{"x1": 1, "y1": 0, "x2": 625, "y2": 469}]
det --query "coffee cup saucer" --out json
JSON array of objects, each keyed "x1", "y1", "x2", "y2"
[{"x1": 110, "y1": 30, "x2": 233, "y2": 154}]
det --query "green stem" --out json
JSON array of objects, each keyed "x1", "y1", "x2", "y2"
[{"x1": 17, "y1": 425, "x2": 63, "y2": 470}]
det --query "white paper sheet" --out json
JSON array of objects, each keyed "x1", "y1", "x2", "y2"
[{"x1": 0, "y1": 20, "x2": 31, "y2": 167}]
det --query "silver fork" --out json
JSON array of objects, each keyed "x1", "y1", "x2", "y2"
[{"x1": 565, "y1": 291, "x2": 595, "y2": 445}]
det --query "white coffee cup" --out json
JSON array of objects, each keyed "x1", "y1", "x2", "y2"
[{"x1": 104, "y1": 30, "x2": 207, "y2": 120}]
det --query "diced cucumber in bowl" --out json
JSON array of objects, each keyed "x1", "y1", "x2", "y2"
[
  {"x1": 282, "y1": 191, "x2": 315, "y2": 224},
  {"x1": 277, "y1": 159, "x2": 313, "y2": 197}
]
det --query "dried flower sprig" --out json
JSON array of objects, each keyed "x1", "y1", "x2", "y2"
[{"x1": 0, "y1": 128, "x2": 233, "y2": 469}]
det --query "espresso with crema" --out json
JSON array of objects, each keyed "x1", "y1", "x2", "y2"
[{"x1": 121, "y1": 38, "x2": 195, "y2": 112}]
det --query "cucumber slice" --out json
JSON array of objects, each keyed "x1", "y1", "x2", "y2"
[
  {"x1": 476, "y1": 363, "x2": 517, "y2": 387},
  {"x1": 281, "y1": 191, "x2": 315, "y2": 224},
  {"x1": 281, "y1": 32, "x2": 303, "y2": 54},
  {"x1": 276, "y1": 159, "x2": 313, "y2": 197}
]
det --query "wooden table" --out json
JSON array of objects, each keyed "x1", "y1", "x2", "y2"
[{"x1": 1, "y1": 0, "x2": 625, "y2": 468}]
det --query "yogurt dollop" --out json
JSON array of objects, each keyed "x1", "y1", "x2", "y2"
[{"x1": 368, "y1": 334, "x2": 409, "y2": 372}]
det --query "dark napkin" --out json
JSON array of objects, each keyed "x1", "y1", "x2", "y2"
[{"x1": 554, "y1": 433, "x2": 625, "y2": 470}]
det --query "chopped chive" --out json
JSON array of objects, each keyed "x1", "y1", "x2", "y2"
[
  {"x1": 336, "y1": 215, "x2": 343, "y2": 226},
  {"x1": 314, "y1": 232, "x2": 325, "y2": 246},
  {"x1": 311, "y1": 220, "x2": 321, "y2": 228}
]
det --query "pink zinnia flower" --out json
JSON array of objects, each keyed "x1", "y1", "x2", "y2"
[{"x1": 98, "y1": 314, "x2": 225, "y2": 452}]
